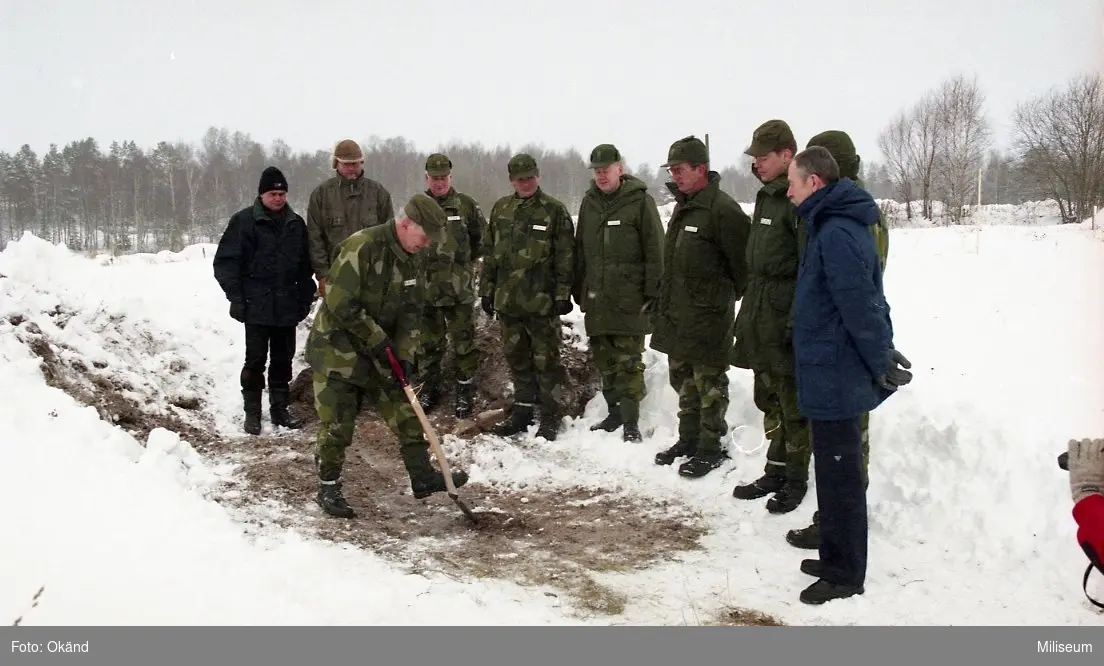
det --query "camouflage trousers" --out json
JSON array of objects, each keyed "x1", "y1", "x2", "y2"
[
  {"x1": 420, "y1": 302, "x2": 479, "y2": 382},
  {"x1": 755, "y1": 371, "x2": 811, "y2": 483},
  {"x1": 311, "y1": 370, "x2": 429, "y2": 482},
  {"x1": 590, "y1": 334, "x2": 646, "y2": 424},
  {"x1": 499, "y1": 314, "x2": 565, "y2": 411},
  {"x1": 755, "y1": 370, "x2": 870, "y2": 484},
  {"x1": 668, "y1": 358, "x2": 729, "y2": 456}
]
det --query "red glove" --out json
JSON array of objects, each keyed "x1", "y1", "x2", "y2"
[{"x1": 1073, "y1": 493, "x2": 1104, "y2": 571}]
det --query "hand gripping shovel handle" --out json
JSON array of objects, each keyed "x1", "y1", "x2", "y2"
[{"x1": 384, "y1": 346, "x2": 478, "y2": 524}]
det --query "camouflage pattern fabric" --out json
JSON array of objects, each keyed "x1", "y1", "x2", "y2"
[
  {"x1": 499, "y1": 314, "x2": 565, "y2": 410},
  {"x1": 420, "y1": 188, "x2": 485, "y2": 307},
  {"x1": 305, "y1": 174, "x2": 395, "y2": 279},
  {"x1": 311, "y1": 370, "x2": 429, "y2": 482},
  {"x1": 753, "y1": 371, "x2": 811, "y2": 482},
  {"x1": 479, "y1": 188, "x2": 575, "y2": 318},
  {"x1": 668, "y1": 359, "x2": 729, "y2": 456},
  {"x1": 304, "y1": 221, "x2": 428, "y2": 480},
  {"x1": 590, "y1": 334, "x2": 646, "y2": 424},
  {"x1": 419, "y1": 303, "x2": 479, "y2": 382},
  {"x1": 305, "y1": 222, "x2": 424, "y2": 383}
]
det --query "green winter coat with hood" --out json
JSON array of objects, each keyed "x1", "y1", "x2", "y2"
[
  {"x1": 572, "y1": 174, "x2": 665, "y2": 336},
  {"x1": 729, "y1": 175, "x2": 803, "y2": 375},
  {"x1": 649, "y1": 171, "x2": 752, "y2": 367}
]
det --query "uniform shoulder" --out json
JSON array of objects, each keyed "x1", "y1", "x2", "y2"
[
  {"x1": 540, "y1": 190, "x2": 568, "y2": 207},
  {"x1": 713, "y1": 188, "x2": 749, "y2": 218},
  {"x1": 362, "y1": 176, "x2": 392, "y2": 194},
  {"x1": 313, "y1": 175, "x2": 341, "y2": 190},
  {"x1": 456, "y1": 191, "x2": 484, "y2": 212},
  {"x1": 336, "y1": 225, "x2": 385, "y2": 256}
]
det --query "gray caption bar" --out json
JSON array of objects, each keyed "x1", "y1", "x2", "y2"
[{"x1": 2, "y1": 626, "x2": 1101, "y2": 666}]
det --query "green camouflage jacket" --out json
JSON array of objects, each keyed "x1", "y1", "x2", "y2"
[
  {"x1": 306, "y1": 173, "x2": 394, "y2": 279},
  {"x1": 572, "y1": 174, "x2": 665, "y2": 336},
  {"x1": 479, "y1": 187, "x2": 575, "y2": 318},
  {"x1": 305, "y1": 221, "x2": 424, "y2": 386},
  {"x1": 650, "y1": 172, "x2": 752, "y2": 368},
  {"x1": 419, "y1": 187, "x2": 487, "y2": 307}
]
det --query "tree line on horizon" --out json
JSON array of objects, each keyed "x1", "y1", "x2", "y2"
[{"x1": 1, "y1": 73, "x2": 1100, "y2": 254}]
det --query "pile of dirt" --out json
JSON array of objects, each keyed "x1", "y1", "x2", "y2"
[
  {"x1": 200, "y1": 418, "x2": 708, "y2": 617},
  {"x1": 12, "y1": 315, "x2": 213, "y2": 445}
]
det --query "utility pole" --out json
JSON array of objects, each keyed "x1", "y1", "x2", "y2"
[
  {"x1": 976, "y1": 165, "x2": 983, "y2": 209},
  {"x1": 704, "y1": 133, "x2": 710, "y2": 155}
]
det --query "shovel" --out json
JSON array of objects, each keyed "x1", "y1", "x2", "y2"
[{"x1": 384, "y1": 347, "x2": 479, "y2": 524}]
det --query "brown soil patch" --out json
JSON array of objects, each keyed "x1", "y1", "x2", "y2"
[
  {"x1": 199, "y1": 413, "x2": 708, "y2": 618},
  {"x1": 708, "y1": 606, "x2": 787, "y2": 626}
]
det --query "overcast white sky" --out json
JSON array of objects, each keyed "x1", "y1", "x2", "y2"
[{"x1": 1, "y1": 0, "x2": 1101, "y2": 171}]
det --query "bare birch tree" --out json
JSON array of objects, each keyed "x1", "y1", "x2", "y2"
[
  {"x1": 1013, "y1": 74, "x2": 1104, "y2": 223},
  {"x1": 877, "y1": 111, "x2": 916, "y2": 219},
  {"x1": 932, "y1": 75, "x2": 992, "y2": 223}
]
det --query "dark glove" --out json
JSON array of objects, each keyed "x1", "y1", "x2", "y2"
[
  {"x1": 553, "y1": 300, "x2": 572, "y2": 316},
  {"x1": 877, "y1": 348, "x2": 913, "y2": 390},
  {"x1": 229, "y1": 301, "x2": 246, "y2": 323},
  {"x1": 481, "y1": 296, "x2": 495, "y2": 316},
  {"x1": 370, "y1": 338, "x2": 412, "y2": 386}
]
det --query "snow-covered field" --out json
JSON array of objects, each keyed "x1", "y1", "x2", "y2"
[{"x1": 0, "y1": 201, "x2": 1101, "y2": 626}]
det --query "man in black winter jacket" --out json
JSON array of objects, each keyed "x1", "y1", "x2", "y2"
[{"x1": 213, "y1": 166, "x2": 317, "y2": 434}]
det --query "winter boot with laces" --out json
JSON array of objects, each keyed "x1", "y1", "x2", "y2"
[
  {"x1": 242, "y1": 389, "x2": 263, "y2": 435},
  {"x1": 590, "y1": 394, "x2": 622, "y2": 432},
  {"x1": 316, "y1": 478, "x2": 356, "y2": 518},
  {"x1": 404, "y1": 445, "x2": 470, "y2": 499},
  {"x1": 766, "y1": 479, "x2": 808, "y2": 514},
  {"x1": 678, "y1": 448, "x2": 729, "y2": 478},
  {"x1": 454, "y1": 379, "x2": 474, "y2": 419},
  {"x1": 655, "y1": 438, "x2": 697, "y2": 465},
  {"x1": 535, "y1": 404, "x2": 562, "y2": 441},
  {"x1": 786, "y1": 511, "x2": 821, "y2": 549},
  {"x1": 619, "y1": 399, "x2": 642, "y2": 442},
  {"x1": 590, "y1": 412, "x2": 623, "y2": 432},
  {"x1": 491, "y1": 402, "x2": 535, "y2": 437},
  {"x1": 732, "y1": 471, "x2": 786, "y2": 500},
  {"x1": 269, "y1": 388, "x2": 303, "y2": 429}
]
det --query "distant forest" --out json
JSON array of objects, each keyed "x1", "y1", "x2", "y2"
[{"x1": 1, "y1": 73, "x2": 1100, "y2": 253}]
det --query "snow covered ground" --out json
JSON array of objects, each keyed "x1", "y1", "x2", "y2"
[{"x1": 0, "y1": 201, "x2": 1101, "y2": 626}]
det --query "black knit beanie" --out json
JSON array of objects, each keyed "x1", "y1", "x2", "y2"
[{"x1": 258, "y1": 166, "x2": 288, "y2": 195}]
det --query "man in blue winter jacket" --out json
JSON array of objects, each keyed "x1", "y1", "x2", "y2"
[{"x1": 786, "y1": 146, "x2": 913, "y2": 605}]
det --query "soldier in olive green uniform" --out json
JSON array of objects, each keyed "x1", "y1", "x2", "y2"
[
  {"x1": 305, "y1": 194, "x2": 469, "y2": 518},
  {"x1": 306, "y1": 139, "x2": 395, "y2": 295},
  {"x1": 480, "y1": 153, "x2": 575, "y2": 441},
  {"x1": 573, "y1": 144, "x2": 665, "y2": 443},
  {"x1": 651, "y1": 136, "x2": 752, "y2": 478},
  {"x1": 785, "y1": 130, "x2": 890, "y2": 549},
  {"x1": 416, "y1": 153, "x2": 487, "y2": 418},
  {"x1": 730, "y1": 120, "x2": 811, "y2": 514}
]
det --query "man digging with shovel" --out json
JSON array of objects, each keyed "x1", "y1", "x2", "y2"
[{"x1": 305, "y1": 193, "x2": 470, "y2": 519}]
